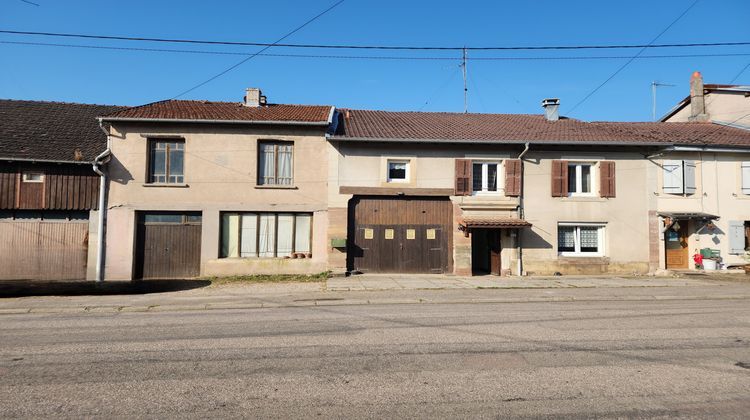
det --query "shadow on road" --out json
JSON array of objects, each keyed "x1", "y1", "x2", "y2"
[{"x1": 0, "y1": 279, "x2": 212, "y2": 298}]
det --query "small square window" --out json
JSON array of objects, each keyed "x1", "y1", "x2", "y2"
[
  {"x1": 387, "y1": 160, "x2": 409, "y2": 182},
  {"x1": 22, "y1": 172, "x2": 44, "y2": 183}
]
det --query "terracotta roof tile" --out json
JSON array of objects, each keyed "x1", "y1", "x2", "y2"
[
  {"x1": 0, "y1": 99, "x2": 125, "y2": 162},
  {"x1": 103, "y1": 100, "x2": 332, "y2": 123},
  {"x1": 334, "y1": 109, "x2": 750, "y2": 147}
]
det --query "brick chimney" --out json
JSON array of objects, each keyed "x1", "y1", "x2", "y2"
[
  {"x1": 688, "y1": 71, "x2": 709, "y2": 122},
  {"x1": 244, "y1": 88, "x2": 266, "y2": 107}
]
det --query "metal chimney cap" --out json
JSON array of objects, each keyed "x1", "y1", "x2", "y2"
[{"x1": 541, "y1": 98, "x2": 560, "y2": 107}]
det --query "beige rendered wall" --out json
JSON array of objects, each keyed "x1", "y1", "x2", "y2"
[
  {"x1": 104, "y1": 122, "x2": 329, "y2": 280},
  {"x1": 329, "y1": 142, "x2": 651, "y2": 275},
  {"x1": 521, "y1": 151, "x2": 651, "y2": 275},
  {"x1": 654, "y1": 152, "x2": 750, "y2": 268},
  {"x1": 665, "y1": 91, "x2": 750, "y2": 126}
]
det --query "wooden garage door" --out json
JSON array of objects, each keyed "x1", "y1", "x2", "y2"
[
  {"x1": 349, "y1": 197, "x2": 452, "y2": 273},
  {"x1": 0, "y1": 216, "x2": 89, "y2": 280},
  {"x1": 135, "y1": 212, "x2": 202, "y2": 279}
]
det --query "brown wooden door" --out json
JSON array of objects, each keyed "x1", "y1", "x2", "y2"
[
  {"x1": 665, "y1": 222, "x2": 689, "y2": 269},
  {"x1": 349, "y1": 197, "x2": 452, "y2": 274},
  {"x1": 135, "y1": 212, "x2": 202, "y2": 279},
  {"x1": 489, "y1": 229, "x2": 502, "y2": 276}
]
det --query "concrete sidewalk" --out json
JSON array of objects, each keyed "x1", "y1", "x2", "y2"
[
  {"x1": 327, "y1": 273, "x2": 720, "y2": 291},
  {"x1": 1, "y1": 274, "x2": 749, "y2": 315}
]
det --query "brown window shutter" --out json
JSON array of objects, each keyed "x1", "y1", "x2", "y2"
[
  {"x1": 599, "y1": 161, "x2": 616, "y2": 198},
  {"x1": 454, "y1": 159, "x2": 472, "y2": 196},
  {"x1": 551, "y1": 160, "x2": 568, "y2": 197},
  {"x1": 505, "y1": 159, "x2": 522, "y2": 196}
]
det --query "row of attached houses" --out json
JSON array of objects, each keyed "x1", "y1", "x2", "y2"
[{"x1": 2, "y1": 73, "x2": 750, "y2": 280}]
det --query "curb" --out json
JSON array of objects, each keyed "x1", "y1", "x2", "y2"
[{"x1": 2, "y1": 293, "x2": 750, "y2": 315}]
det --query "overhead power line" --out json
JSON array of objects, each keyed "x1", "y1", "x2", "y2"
[
  {"x1": 567, "y1": 0, "x2": 701, "y2": 115},
  {"x1": 170, "y1": 0, "x2": 346, "y2": 99},
  {"x1": 3, "y1": 40, "x2": 749, "y2": 61},
  {"x1": 1, "y1": 29, "x2": 749, "y2": 51}
]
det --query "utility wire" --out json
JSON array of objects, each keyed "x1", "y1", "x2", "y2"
[
  {"x1": 170, "y1": 0, "x2": 345, "y2": 99},
  {"x1": 567, "y1": 0, "x2": 701, "y2": 115},
  {"x1": 730, "y1": 61, "x2": 750, "y2": 83},
  {"x1": 3, "y1": 40, "x2": 749, "y2": 61},
  {"x1": 1, "y1": 28, "x2": 748, "y2": 51}
]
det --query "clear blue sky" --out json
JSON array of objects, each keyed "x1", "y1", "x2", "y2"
[{"x1": 1, "y1": 0, "x2": 748, "y2": 121}]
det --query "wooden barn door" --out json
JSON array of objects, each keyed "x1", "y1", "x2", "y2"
[
  {"x1": 349, "y1": 197, "x2": 451, "y2": 274},
  {"x1": 135, "y1": 212, "x2": 202, "y2": 279}
]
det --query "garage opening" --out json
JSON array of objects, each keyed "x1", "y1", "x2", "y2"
[
  {"x1": 348, "y1": 196, "x2": 452, "y2": 274},
  {"x1": 0, "y1": 210, "x2": 89, "y2": 280},
  {"x1": 134, "y1": 212, "x2": 202, "y2": 279}
]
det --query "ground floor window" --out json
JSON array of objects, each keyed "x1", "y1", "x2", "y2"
[
  {"x1": 221, "y1": 212, "x2": 312, "y2": 258},
  {"x1": 558, "y1": 223, "x2": 605, "y2": 256}
]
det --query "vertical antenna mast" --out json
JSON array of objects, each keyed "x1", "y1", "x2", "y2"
[
  {"x1": 462, "y1": 47, "x2": 468, "y2": 113},
  {"x1": 651, "y1": 81, "x2": 675, "y2": 121}
]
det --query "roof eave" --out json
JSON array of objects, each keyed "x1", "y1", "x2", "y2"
[
  {"x1": 0, "y1": 156, "x2": 97, "y2": 165},
  {"x1": 328, "y1": 136, "x2": 669, "y2": 147},
  {"x1": 100, "y1": 117, "x2": 330, "y2": 126}
]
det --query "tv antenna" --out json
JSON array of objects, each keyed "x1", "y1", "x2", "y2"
[
  {"x1": 461, "y1": 47, "x2": 468, "y2": 113},
  {"x1": 652, "y1": 81, "x2": 675, "y2": 121}
]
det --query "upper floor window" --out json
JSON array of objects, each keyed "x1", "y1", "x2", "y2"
[
  {"x1": 472, "y1": 161, "x2": 499, "y2": 194},
  {"x1": 22, "y1": 172, "x2": 44, "y2": 183},
  {"x1": 741, "y1": 162, "x2": 750, "y2": 195},
  {"x1": 551, "y1": 160, "x2": 615, "y2": 198},
  {"x1": 387, "y1": 160, "x2": 409, "y2": 183},
  {"x1": 148, "y1": 139, "x2": 184, "y2": 184},
  {"x1": 258, "y1": 141, "x2": 293, "y2": 186},
  {"x1": 567, "y1": 162, "x2": 593, "y2": 196},
  {"x1": 662, "y1": 160, "x2": 696, "y2": 195}
]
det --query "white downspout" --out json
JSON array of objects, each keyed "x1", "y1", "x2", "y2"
[
  {"x1": 93, "y1": 118, "x2": 112, "y2": 282},
  {"x1": 516, "y1": 143, "x2": 530, "y2": 276}
]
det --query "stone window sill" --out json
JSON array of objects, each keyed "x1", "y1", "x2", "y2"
[
  {"x1": 254, "y1": 185, "x2": 298, "y2": 190},
  {"x1": 142, "y1": 183, "x2": 189, "y2": 188}
]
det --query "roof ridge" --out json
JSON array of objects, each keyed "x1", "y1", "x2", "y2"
[{"x1": 0, "y1": 98, "x2": 125, "y2": 108}]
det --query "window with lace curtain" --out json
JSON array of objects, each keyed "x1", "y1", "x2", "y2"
[
  {"x1": 557, "y1": 223, "x2": 605, "y2": 256},
  {"x1": 258, "y1": 141, "x2": 293, "y2": 186},
  {"x1": 220, "y1": 212, "x2": 312, "y2": 258}
]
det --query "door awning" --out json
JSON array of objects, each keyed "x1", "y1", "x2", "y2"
[
  {"x1": 459, "y1": 217, "x2": 532, "y2": 229},
  {"x1": 657, "y1": 212, "x2": 719, "y2": 220}
]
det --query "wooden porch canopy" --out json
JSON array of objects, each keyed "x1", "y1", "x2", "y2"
[{"x1": 458, "y1": 217, "x2": 531, "y2": 236}]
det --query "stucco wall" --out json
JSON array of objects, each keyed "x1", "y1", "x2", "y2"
[
  {"x1": 665, "y1": 91, "x2": 750, "y2": 126},
  {"x1": 654, "y1": 152, "x2": 750, "y2": 268},
  {"x1": 104, "y1": 122, "x2": 329, "y2": 279},
  {"x1": 329, "y1": 142, "x2": 652, "y2": 276}
]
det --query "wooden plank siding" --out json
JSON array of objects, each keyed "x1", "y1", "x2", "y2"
[
  {"x1": 348, "y1": 196, "x2": 453, "y2": 274},
  {"x1": 0, "y1": 163, "x2": 99, "y2": 210},
  {"x1": 0, "y1": 220, "x2": 89, "y2": 280}
]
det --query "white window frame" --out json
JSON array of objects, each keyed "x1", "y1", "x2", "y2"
[
  {"x1": 741, "y1": 162, "x2": 750, "y2": 195},
  {"x1": 22, "y1": 172, "x2": 44, "y2": 183},
  {"x1": 472, "y1": 160, "x2": 502, "y2": 196},
  {"x1": 567, "y1": 162, "x2": 596, "y2": 197},
  {"x1": 558, "y1": 222, "x2": 605, "y2": 257},
  {"x1": 386, "y1": 160, "x2": 410, "y2": 183}
]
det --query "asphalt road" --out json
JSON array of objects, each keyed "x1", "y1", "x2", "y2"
[{"x1": 2, "y1": 298, "x2": 750, "y2": 418}]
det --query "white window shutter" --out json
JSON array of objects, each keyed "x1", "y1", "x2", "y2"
[
  {"x1": 742, "y1": 162, "x2": 750, "y2": 195},
  {"x1": 662, "y1": 160, "x2": 683, "y2": 194},
  {"x1": 683, "y1": 160, "x2": 696, "y2": 194},
  {"x1": 728, "y1": 220, "x2": 746, "y2": 255}
]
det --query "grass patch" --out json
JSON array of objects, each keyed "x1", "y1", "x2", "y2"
[{"x1": 206, "y1": 271, "x2": 330, "y2": 285}]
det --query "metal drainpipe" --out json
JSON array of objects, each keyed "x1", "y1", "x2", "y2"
[
  {"x1": 516, "y1": 143, "x2": 530, "y2": 276},
  {"x1": 93, "y1": 118, "x2": 112, "y2": 282}
]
